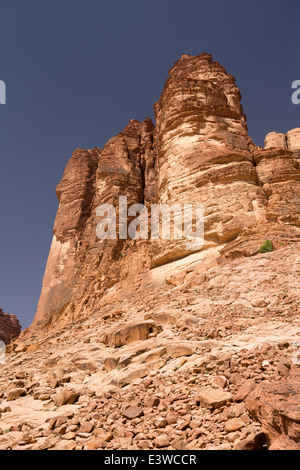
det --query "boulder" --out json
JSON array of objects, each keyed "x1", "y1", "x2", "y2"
[
  {"x1": 246, "y1": 371, "x2": 300, "y2": 450},
  {"x1": 103, "y1": 322, "x2": 160, "y2": 348}
]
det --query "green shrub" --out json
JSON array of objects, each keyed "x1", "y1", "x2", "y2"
[{"x1": 259, "y1": 239, "x2": 273, "y2": 253}]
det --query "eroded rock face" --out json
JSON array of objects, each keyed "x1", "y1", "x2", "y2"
[
  {"x1": 254, "y1": 147, "x2": 300, "y2": 226},
  {"x1": 0, "y1": 308, "x2": 21, "y2": 344},
  {"x1": 265, "y1": 132, "x2": 287, "y2": 150},
  {"x1": 154, "y1": 55, "x2": 261, "y2": 220},
  {"x1": 246, "y1": 368, "x2": 300, "y2": 450},
  {"x1": 28, "y1": 54, "x2": 300, "y2": 333},
  {"x1": 265, "y1": 128, "x2": 300, "y2": 159},
  {"x1": 33, "y1": 119, "x2": 156, "y2": 331},
  {"x1": 103, "y1": 321, "x2": 160, "y2": 348},
  {"x1": 151, "y1": 53, "x2": 268, "y2": 266}
]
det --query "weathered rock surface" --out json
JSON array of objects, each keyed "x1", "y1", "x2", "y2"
[
  {"x1": 246, "y1": 368, "x2": 300, "y2": 450},
  {"x1": 31, "y1": 119, "x2": 156, "y2": 332},
  {"x1": 3, "y1": 53, "x2": 300, "y2": 451},
  {"x1": 1, "y1": 239, "x2": 300, "y2": 450},
  {"x1": 0, "y1": 308, "x2": 21, "y2": 345},
  {"x1": 153, "y1": 53, "x2": 266, "y2": 262},
  {"x1": 25, "y1": 53, "x2": 300, "y2": 336},
  {"x1": 197, "y1": 388, "x2": 232, "y2": 409},
  {"x1": 103, "y1": 321, "x2": 160, "y2": 348}
]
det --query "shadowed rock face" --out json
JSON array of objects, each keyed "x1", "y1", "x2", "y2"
[
  {"x1": 29, "y1": 53, "x2": 300, "y2": 333},
  {"x1": 33, "y1": 119, "x2": 156, "y2": 331},
  {"x1": 0, "y1": 308, "x2": 21, "y2": 344}
]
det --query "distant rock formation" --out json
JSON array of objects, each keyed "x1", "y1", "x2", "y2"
[
  {"x1": 28, "y1": 53, "x2": 300, "y2": 333},
  {"x1": 0, "y1": 308, "x2": 21, "y2": 344}
]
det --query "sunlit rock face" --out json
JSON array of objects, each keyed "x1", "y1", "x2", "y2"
[
  {"x1": 265, "y1": 132, "x2": 287, "y2": 150},
  {"x1": 262, "y1": 129, "x2": 300, "y2": 227},
  {"x1": 265, "y1": 128, "x2": 300, "y2": 158},
  {"x1": 153, "y1": 53, "x2": 267, "y2": 263},
  {"x1": 29, "y1": 54, "x2": 300, "y2": 333}
]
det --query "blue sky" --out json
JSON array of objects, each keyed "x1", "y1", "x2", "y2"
[{"x1": 0, "y1": 0, "x2": 299, "y2": 329}]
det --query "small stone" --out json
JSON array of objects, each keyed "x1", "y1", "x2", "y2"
[
  {"x1": 166, "y1": 414, "x2": 177, "y2": 425},
  {"x1": 52, "y1": 390, "x2": 80, "y2": 407},
  {"x1": 122, "y1": 406, "x2": 143, "y2": 420},
  {"x1": 197, "y1": 388, "x2": 232, "y2": 409},
  {"x1": 7, "y1": 388, "x2": 26, "y2": 401},
  {"x1": 154, "y1": 418, "x2": 167, "y2": 428},
  {"x1": 224, "y1": 403, "x2": 246, "y2": 419},
  {"x1": 225, "y1": 418, "x2": 246, "y2": 433},
  {"x1": 176, "y1": 420, "x2": 190, "y2": 431},
  {"x1": 277, "y1": 357, "x2": 291, "y2": 377},
  {"x1": 251, "y1": 299, "x2": 269, "y2": 308},
  {"x1": 234, "y1": 380, "x2": 256, "y2": 402},
  {"x1": 155, "y1": 434, "x2": 170, "y2": 448},
  {"x1": 80, "y1": 422, "x2": 94, "y2": 434},
  {"x1": 226, "y1": 432, "x2": 241, "y2": 443},
  {"x1": 15, "y1": 370, "x2": 26, "y2": 379},
  {"x1": 55, "y1": 440, "x2": 77, "y2": 451},
  {"x1": 173, "y1": 439, "x2": 187, "y2": 450},
  {"x1": 208, "y1": 443, "x2": 232, "y2": 451},
  {"x1": 144, "y1": 395, "x2": 160, "y2": 408},
  {"x1": 211, "y1": 376, "x2": 228, "y2": 389}
]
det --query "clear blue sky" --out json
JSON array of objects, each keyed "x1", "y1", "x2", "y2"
[{"x1": 0, "y1": 0, "x2": 299, "y2": 329}]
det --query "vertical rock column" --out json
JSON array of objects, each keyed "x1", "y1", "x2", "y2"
[
  {"x1": 32, "y1": 120, "x2": 155, "y2": 331},
  {"x1": 261, "y1": 129, "x2": 300, "y2": 227},
  {"x1": 152, "y1": 53, "x2": 267, "y2": 267},
  {"x1": 33, "y1": 149, "x2": 99, "y2": 329}
]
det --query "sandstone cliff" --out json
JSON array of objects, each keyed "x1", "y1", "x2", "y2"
[
  {"x1": 29, "y1": 52, "x2": 300, "y2": 333},
  {"x1": 2, "y1": 53, "x2": 300, "y2": 451}
]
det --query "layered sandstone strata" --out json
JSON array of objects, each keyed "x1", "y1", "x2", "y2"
[
  {"x1": 262, "y1": 129, "x2": 300, "y2": 227},
  {"x1": 29, "y1": 54, "x2": 300, "y2": 333},
  {"x1": 151, "y1": 53, "x2": 267, "y2": 266},
  {"x1": 0, "y1": 308, "x2": 21, "y2": 344},
  {"x1": 33, "y1": 119, "x2": 156, "y2": 330},
  {"x1": 265, "y1": 128, "x2": 300, "y2": 158}
]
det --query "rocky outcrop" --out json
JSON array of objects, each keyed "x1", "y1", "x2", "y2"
[
  {"x1": 153, "y1": 53, "x2": 266, "y2": 259},
  {"x1": 103, "y1": 321, "x2": 161, "y2": 348},
  {"x1": 265, "y1": 128, "x2": 300, "y2": 159},
  {"x1": 254, "y1": 147, "x2": 300, "y2": 226},
  {"x1": 32, "y1": 119, "x2": 156, "y2": 331},
  {"x1": 257, "y1": 129, "x2": 300, "y2": 230},
  {"x1": 246, "y1": 368, "x2": 300, "y2": 450},
  {"x1": 2, "y1": 55, "x2": 300, "y2": 451},
  {"x1": 28, "y1": 53, "x2": 300, "y2": 334},
  {"x1": 0, "y1": 308, "x2": 21, "y2": 344}
]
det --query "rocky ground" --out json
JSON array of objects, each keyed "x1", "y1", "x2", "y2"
[{"x1": 1, "y1": 243, "x2": 299, "y2": 450}]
